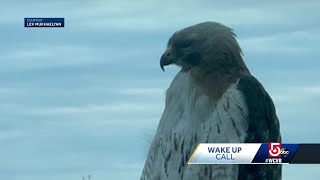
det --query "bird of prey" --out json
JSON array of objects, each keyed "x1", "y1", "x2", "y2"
[{"x1": 141, "y1": 22, "x2": 281, "y2": 180}]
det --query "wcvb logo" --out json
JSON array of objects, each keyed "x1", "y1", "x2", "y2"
[{"x1": 268, "y1": 142, "x2": 282, "y2": 157}]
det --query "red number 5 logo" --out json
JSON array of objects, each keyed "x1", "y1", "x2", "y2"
[{"x1": 268, "y1": 142, "x2": 281, "y2": 157}]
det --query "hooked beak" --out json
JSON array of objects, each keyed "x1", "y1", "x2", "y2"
[{"x1": 160, "y1": 48, "x2": 174, "y2": 72}]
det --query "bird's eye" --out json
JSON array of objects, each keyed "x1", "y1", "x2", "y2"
[{"x1": 174, "y1": 39, "x2": 193, "y2": 48}]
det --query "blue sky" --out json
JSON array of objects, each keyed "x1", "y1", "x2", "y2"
[{"x1": 1, "y1": 1, "x2": 320, "y2": 179}]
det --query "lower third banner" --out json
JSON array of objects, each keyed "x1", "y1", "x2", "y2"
[{"x1": 187, "y1": 143, "x2": 320, "y2": 164}]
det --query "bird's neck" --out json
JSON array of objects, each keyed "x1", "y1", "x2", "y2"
[{"x1": 189, "y1": 67, "x2": 249, "y2": 103}]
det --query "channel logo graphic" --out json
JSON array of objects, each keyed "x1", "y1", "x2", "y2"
[
  {"x1": 268, "y1": 142, "x2": 290, "y2": 158},
  {"x1": 268, "y1": 142, "x2": 281, "y2": 157}
]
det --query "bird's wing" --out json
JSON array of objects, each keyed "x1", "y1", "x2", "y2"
[
  {"x1": 236, "y1": 75, "x2": 282, "y2": 180},
  {"x1": 141, "y1": 71, "x2": 190, "y2": 180}
]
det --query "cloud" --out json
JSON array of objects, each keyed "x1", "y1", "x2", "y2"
[
  {"x1": 0, "y1": 88, "x2": 20, "y2": 94},
  {"x1": 67, "y1": 0, "x2": 320, "y2": 31},
  {"x1": 70, "y1": 0, "x2": 320, "y2": 31},
  {"x1": 284, "y1": 165, "x2": 320, "y2": 180},
  {"x1": 114, "y1": 87, "x2": 165, "y2": 96},
  {"x1": 0, "y1": 43, "x2": 155, "y2": 71},
  {"x1": 0, "y1": 130, "x2": 26, "y2": 140},
  {"x1": 240, "y1": 29, "x2": 320, "y2": 54},
  {"x1": 1, "y1": 44, "x2": 101, "y2": 72},
  {"x1": 1, "y1": 0, "x2": 320, "y2": 31},
  {"x1": 271, "y1": 85, "x2": 320, "y2": 104},
  {"x1": 0, "y1": 102, "x2": 163, "y2": 116},
  {"x1": 1, "y1": 0, "x2": 319, "y2": 75}
]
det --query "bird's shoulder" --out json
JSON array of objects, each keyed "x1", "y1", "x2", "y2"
[
  {"x1": 236, "y1": 75, "x2": 281, "y2": 143},
  {"x1": 236, "y1": 75, "x2": 282, "y2": 180}
]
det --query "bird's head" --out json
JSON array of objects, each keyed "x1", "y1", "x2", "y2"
[{"x1": 160, "y1": 22, "x2": 248, "y2": 73}]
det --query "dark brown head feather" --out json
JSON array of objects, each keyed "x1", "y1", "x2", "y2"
[{"x1": 161, "y1": 21, "x2": 251, "y2": 102}]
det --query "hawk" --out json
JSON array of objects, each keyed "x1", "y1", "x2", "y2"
[{"x1": 141, "y1": 22, "x2": 281, "y2": 180}]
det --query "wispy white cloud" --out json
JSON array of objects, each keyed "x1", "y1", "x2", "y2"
[
  {"x1": 1, "y1": 0, "x2": 319, "y2": 31},
  {"x1": 240, "y1": 29, "x2": 320, "y2": 54},
  {"x1": 1, "y1": 44, "x2": 101, "y2": 70},
  {"x1": 284, "y1": 166, "x2": 320, "y2": 180},
  {"x1": 114, "y1": 87, "x2": 165, "y2": 96},
  {"x1": 0, "y1": 86, "x2": 167, "y2": 104},
  {"x1": 0, "y1": 102, "x2": 163, "y2": 116},
  {"x1": 271, "y1": 85, "x2": 320, "y2": 104},
  {"x1": 67, "y1": 1, "x2": 320, "y2": 31},
  {"x1": 0, "y1": 130, "x2": 26, "y2": 140},
  {"x1": 1, "y1": 43, "x2": 154, "y2": 71},
  {"x1": 0, "y1": 88, "x2": 20, "y2": 94},
  {"x1": 1, "y1": 1, "x2": 319, "y2": 74}
]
